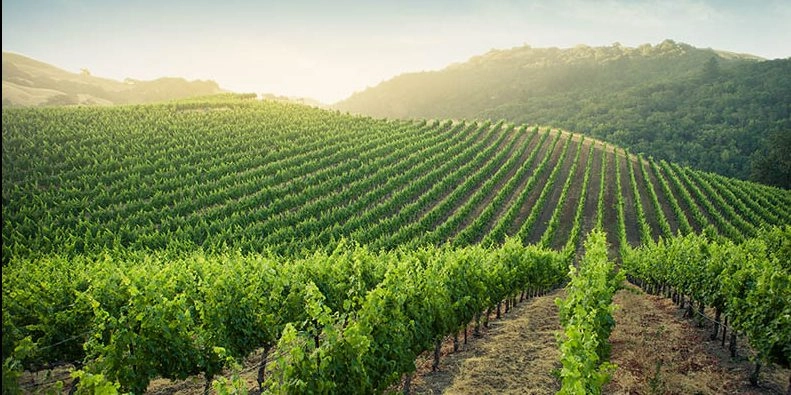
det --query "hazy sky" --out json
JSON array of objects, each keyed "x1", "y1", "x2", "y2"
[{"x1": 3, "y1": 0, "x2": 790, "y2": 103}]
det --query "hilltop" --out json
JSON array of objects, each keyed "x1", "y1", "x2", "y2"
[
  {"x1": 335, "y1": 40, "x2": 791, "y2": 187},
  {"x1": 1, "y1": 52, "x2": 222, "y2": 106}
]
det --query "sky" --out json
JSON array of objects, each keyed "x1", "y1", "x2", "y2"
[{"x1": 3, "y1": 0, "x2": 790, "y2": 104}]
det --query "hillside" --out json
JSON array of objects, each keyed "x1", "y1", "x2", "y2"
[
  {"x1": 335, "y1": 40, "x2": 791, "y2": 187},
  {"x1": 3, "y1": 96, "x2": 788, "y2": 261},
  {"x1": 1, "y1": 52, "x2": 223, "y2": 106},
  {"x1": 3, "y1": 96, "x2": 789, "y2": 393}
]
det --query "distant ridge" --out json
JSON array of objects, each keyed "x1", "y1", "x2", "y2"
[
  {"x1": 335, "y1": 40, "x2": 791, "y2": 187},
  {"x1": 2, "y1": 51, "x2": 223, "y2": 106}
]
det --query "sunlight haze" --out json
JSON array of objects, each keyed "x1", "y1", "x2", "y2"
[{"x1": 3, "y1": 0, "x2": 790, "y2": 103}]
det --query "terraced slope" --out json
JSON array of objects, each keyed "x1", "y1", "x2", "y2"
[{"x1": 3, "y1": 96, "x2": 789, "y2": 261}]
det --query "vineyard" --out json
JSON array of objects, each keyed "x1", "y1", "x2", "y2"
[{"x1": 2, "y1": 95, "x2": 790, "y2": 393}]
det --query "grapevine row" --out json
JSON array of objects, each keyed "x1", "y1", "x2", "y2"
[
  {"x1": 483, "y1": 129, "x2": 561, "y2": 244},
  {"x1": 636, "y1": 154, "x2": 673, "y2": 238},
  {"x1": 557, "y1": 230, "x2": 624, "y2": 394},
  {"x1": 564, "y1": 141, "x2": 596, "y2": 253},
  {"x1": 2, "y1": 240, "x2": 569, "y2": 394},
  {"x1": 539, "y1": 136, "x2": 585, "y2": 248},
  {"x1": 516, "y1": 132, "x2": 574, "y2": 241},
  {"x1": 623, "y1": 227, "x2": 790, "y2": 391},
  {"x1": 625, "y1": 151, "x2": 654, "y2": 245},
  {"x1": 647, "y1": 157, "x2": 694, "y2": 235},
  {"x1": 454, "y1": 127, "x2": 547, "y2": 245}
]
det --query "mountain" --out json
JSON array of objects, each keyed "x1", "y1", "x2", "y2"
[
  {"x1": 2, "y1": 52, "x2": 223, "y2": 106},
  {"x1": 334, "y1": 40, "x2": 791, "y2": 188}
]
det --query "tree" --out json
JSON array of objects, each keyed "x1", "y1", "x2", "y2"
[
  {"x1": 751, "y1": 129, "x2": 791, "y2": 189},
  {"x1": 702, "y1": 56, "x2": 720, "y2": 82}
]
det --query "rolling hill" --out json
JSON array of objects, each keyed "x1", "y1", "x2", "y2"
[
  {"x1": 3, "y1": 95, "x2": 788, "y2": 261},
  {"x1": 3, "y1": 95, "x2": 789, "y2": 393},
  {"x1": 1, "y1": 52, "x2": 223, "y2": 106},
  {"x1": 334, "y1": 40, "x2": 791, "y2": 187}
]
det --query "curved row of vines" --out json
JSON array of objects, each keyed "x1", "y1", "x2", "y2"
[
  {"x1": 3, "y1": 96, "x2": 790, "y2": 393},
  {"x1": 4, "y1": 98, "x2": 789, "y2": 262}
]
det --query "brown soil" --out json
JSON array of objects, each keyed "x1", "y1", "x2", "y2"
[
  {"x1": 451, "y1": 127, "x2": 539, "y2": 238},
  {"x1": 618, "y1": 151, "x2": 642, "y2": 247},
  {"x1": 524, "y1": 138, "x2": 580, "y2": 245},
  {"x1": 548, "y1": 139, "x2": 593, "y2": 250},
  {"x1": 508, "y1": 131, "x2": 564, "y2": 236},
  {"x1": 607, "y1": 283, "x2": 789, "y2": 395},
  {"x1": 410, "y1": 289, "x2": 564, "y2": 395},
  {"x1": 601, "y1": 148, "x2": 620, "y2": 256}
]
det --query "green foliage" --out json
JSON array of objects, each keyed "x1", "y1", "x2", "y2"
[
  {"x1": 595, "y1": 144, "x2": 608, "y2": 231},
  {"x1": 626, "y1": 151, "x2": 654, "y2": 245},
  {"x1": 265, "y1": 283, "x2": 371, "y2": 394},
  {"x1": 557, "y1": 230, "x2": 623, "y2": 394},
  {"x1": 483, "y1": 129, "x2": 561, "y2": 245},
  {"x1": 2, "y1": 337, "x2": 34, "y2": 395},
  {"x1": 212, "y1": 350, "x2": 250, "y2": 395},
  {"x1": 2, "y1": 96, "x2": 789, "y2": 392},
  {"x1": 3, "y1": 99, "x2": 788, "y2": 265},
  {"x1": 517, "y1": 132, "x2": 574, "y2": 241},
  {"x1": 336, "y1": 41, "x2": 791, "y2": 185},
  {"x1": 267, "y1": 241, "x2": 568, "y2": 393},
  {"x1": 70, "y1": 369, "x2": 121, "y2": 395},
  {"x1": 648, "y1": 157, "x2": 694, "y2": 235},
  {"x1": 751, "y1": 129, "x2": 791, "y2": 189},
  {"x1": 563, "y1": 141, "x2": 595, "y2": 253},
  {"x1": 624, "y1": 226, "x2": 791, "y2": 369},
  {"x1": 614, "y1": 151, "x2": 629, "y2": 254},
  {"x1": 540, "y1": 135, "x2": 585, "y2": 249},
  {"x1": 2, "y1": 242, "x2": 567, "y2": 394}
]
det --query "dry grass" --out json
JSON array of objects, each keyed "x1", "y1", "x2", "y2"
[
  {"x1": 20, "y1": 283, "x2": 788, "y2": 394},
  {"x1": 606, "y1": 282, "x2": 789, "y2": 395},
  {"x1": 411, "y1": 289, "x2": 564, "y2": 395}
]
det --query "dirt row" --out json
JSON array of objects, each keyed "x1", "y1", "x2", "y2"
[
  {"x1": 21, "y1": 282, "x2": 788, "y2": 394},
  {"x1": 410, "y1": 288, "x2": 564, "y2": 395},
  {"x1": 412, "y1": 283, "x2": 790, "y2": 395}
]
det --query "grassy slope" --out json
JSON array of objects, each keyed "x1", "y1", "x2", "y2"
[{"x1": 1, "y1": 52, "x2": 222, "y2": 106}]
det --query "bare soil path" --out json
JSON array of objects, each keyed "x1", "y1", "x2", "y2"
[
  {"x1": 410, "y1": 289, "x2": 564, "y2": 395},
  {"x1": 606, "y1": 282, "x2": 789, "y2": 395},
  {"x1": 413, "y1": 282, "x2": 789, "y2": 395},
  {"x1": 22, "y1": 282, "x2": 788, "y2": 394}
]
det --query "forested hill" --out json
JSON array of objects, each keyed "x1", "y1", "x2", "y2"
[
  {"x1": 335, "y1": 40, "x2": 791, "y2": 188},
  {"x1": 2, "y1": 52, "x2": 222, "y2": 106}
]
